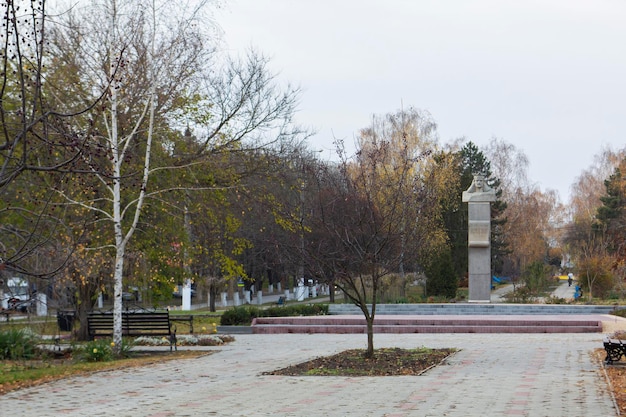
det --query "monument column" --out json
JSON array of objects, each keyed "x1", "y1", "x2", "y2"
[{"x1": 462, "y1": 175, "x2": 496, "y2": 303}]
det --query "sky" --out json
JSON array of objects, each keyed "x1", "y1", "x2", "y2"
[{"x1": 216, "y1": 0, "x2": 626, "y2": 202}]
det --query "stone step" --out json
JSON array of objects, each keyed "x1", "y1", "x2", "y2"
[
  {"x1": 251, "y1": 315, "x2": 603, "y2": 334},
  {"x1": 328, "y1": 303, "x2": 621, "y2": 315},
  {"x1": 252, "y1": 325, "x2": 601, "y2": 334},
  {"x1": 253, "y1": 316, "x2": 601, "y2": 327}
]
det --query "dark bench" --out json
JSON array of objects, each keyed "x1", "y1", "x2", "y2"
[
  {"x1": 603, "y1": 337, "x2": 626, "y2": 364},
  {"x1": 87, "y1": 311, "x2": 177, "y2": 351},
  {"x1": 169, "y1": 314, "x2": 194, "y2": 334}
]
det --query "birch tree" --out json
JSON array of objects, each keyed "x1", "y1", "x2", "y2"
[{"x1": 51, "y1": 0, "x2": 302, "y2": 350}]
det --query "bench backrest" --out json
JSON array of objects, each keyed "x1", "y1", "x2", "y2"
[{"x1": 87, "y1": 311, "x2": 171, "y2": 337}]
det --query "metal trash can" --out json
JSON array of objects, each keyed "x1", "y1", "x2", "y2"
[{"x1": 57, "y1": 310, "x2": 76, "y2": 331}]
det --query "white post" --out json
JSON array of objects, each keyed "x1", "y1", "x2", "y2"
[
  {"x1": 182, "y1": 280, "x2": 191, "y2": 311},
  {"x1": 36, "y1": 293, "x2": 47, "y2": 316},
  {"x1": 97, "y1": 293, "x2": 103, "y2": 308}
]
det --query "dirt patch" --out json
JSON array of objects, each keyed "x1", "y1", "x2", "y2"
[{"x1": 263, "y1": 347, "x2": 456, "y2": 377}]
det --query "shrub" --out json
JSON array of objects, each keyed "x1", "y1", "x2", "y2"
[
  {"x1": 220, "y1": 304, "x2": 329, "y2": 325},
  {"x1": 220, "y1": 306, "x2": 260, "y2": 326},
  {"x1": 78, "y1": 339, "x2": 114, "y2": 362},
  {"x1": 544, "y1": 295, "x2": 566, "y2": 304},
  {"x1": 0, "y1": 328, "x2": 40, "y2": 360},
  {"x1": 77, "y1": 338, "x2": 134, "y2": 362}
]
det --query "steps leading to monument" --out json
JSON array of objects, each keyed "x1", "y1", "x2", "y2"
[
  {"x1": 327, "y1": 303, "x2": 621, "y2": 316},
  {"x1": 251, "y1": 315, "x2": 603, "y2": 334}
]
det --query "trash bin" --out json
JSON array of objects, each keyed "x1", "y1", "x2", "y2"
[{"x1": 57, "y1": 310, "x2": 76, "y2": 331}]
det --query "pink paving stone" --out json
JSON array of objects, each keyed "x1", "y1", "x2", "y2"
[
  {"x1": 504, "y1": 410, "x2": 528, "y2": 415},
  {"x1": 94, "y1": 399, "x2": 112, "y2": 404},
  {"x1": 297, "y1": 398, "x2": 316, "y2": 404},
  {"x1": 510, "y1": 400, "x2": 529, "y2": 405},
  {"x1": 515, "y1": 391, "x2": 532, "y2": 397},
  {"x1": 278, "y1": 407, "x2": 298, "y2": 413}
]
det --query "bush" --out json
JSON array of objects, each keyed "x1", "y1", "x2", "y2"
[
  {"x1": 220, "y1": 306, "x2": 260, "y2": 326},
  {"x1": 221, "y1": 304, "x2": 329, "y2": 325},
  {"x1": 77, "y1": 338, "x2": 134, "y2": 362},
  {"x1": 78, "y1": 339, "x2": 114, "y2": 362},
  {"x1": 0, "y1": 328, "x2": 40, "y2": 360}
]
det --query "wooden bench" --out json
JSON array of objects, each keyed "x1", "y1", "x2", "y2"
[
  {"x1": 603, "y1": 337, "x2": 626, "y2": 364},
  {"x1": 87, "y1": 311, "x2": 177, "y2": 351},
  {"x1": 169, "y1": 314, "x2": 194, "y2": 334}
]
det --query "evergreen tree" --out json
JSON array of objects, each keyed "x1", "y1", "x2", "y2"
[
  {"x1": 424, "y1": 246, "x2": 458, "y2": 298},
  {"x1": 441, "y1": 142, "x2": 508, "y2": 280},
  {"x1": 594, "y1": 160, "x2": 626, "y2": 258}
]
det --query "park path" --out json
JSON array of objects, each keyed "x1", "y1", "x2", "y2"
[{"x1": 0, "y1": 332, "x2": 617, "y2": 416}]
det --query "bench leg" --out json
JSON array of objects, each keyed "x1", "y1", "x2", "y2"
[{"x1": 604, "y1": 346, "x2": 623, "y2": 365}]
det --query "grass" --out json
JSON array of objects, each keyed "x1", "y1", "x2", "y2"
[{"x1": 0, "y1": 350, "x2": 211, "y2": 394}]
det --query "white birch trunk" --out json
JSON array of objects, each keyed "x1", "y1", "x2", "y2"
[{"x1": 109, "y1": 0, "x2": 157, "y2": 353}]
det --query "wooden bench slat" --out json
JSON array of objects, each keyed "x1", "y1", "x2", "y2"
[{"x1": 87, "y1": 311, "x2": 177, "y2": 351}]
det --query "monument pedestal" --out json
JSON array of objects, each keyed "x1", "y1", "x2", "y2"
[{"x1": 463, "y1": 176, "x2": 496, "y2": 303}]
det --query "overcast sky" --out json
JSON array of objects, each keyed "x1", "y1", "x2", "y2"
[{"x1": 217, "y1": 0, "x2": 626, "y2": 202}]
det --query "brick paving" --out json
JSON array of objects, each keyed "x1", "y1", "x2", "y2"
[{"x1": 0, "y1": 332, "x2": 619, "y2": 416}]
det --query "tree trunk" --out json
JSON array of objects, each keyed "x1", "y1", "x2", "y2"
[
  {"x1": 209, "y1": 282, "x2": 217, "y2": 312},
  {"x1": 365, "y1": 316, "x2": 374, "y2": 359}
]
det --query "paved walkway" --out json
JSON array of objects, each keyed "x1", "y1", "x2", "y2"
[
  {"x1": 0, "y1": 332, "x2": 619, "y2": 416},
  {"x1": 490, "y1": 280, "x2": 577, "y2": 303}
]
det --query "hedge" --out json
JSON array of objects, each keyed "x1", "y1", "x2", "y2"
[{"x1": 221, "y1": 304, "x2": 329, "y2": 326}]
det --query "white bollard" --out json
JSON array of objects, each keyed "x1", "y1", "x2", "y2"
[
  {"x1": 296, "y1": 285, "x2": 305, "y2": 301},
  {"x1": 182, "y1": 284, "x2": 191, "y2": 311},
  {"x1": 36, "y1": 293, "x2": 47, "y2": 316}
]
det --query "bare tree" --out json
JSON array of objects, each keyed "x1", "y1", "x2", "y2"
[
  {"x1": 307, "y1": 110, "x2": 438, "y2": 358},
  {"x1": 0, "y1": 1, "x2": 108, "y2": 278}
]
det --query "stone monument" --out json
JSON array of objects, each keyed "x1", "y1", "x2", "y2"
[{"x1": 462, "y1": 174, "x2": 496, "y2": 302}]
